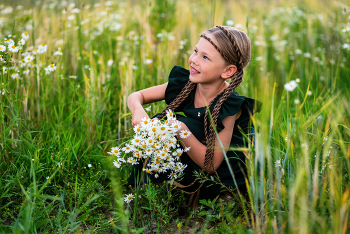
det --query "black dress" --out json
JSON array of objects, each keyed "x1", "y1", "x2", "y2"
[{"x1": 128, "y1": 66, "x2": 262, "y2": 199}]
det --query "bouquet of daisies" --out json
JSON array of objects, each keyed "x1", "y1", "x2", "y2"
[{"x1": 108, "y1": 110, "x2": 191, "y2": 179}]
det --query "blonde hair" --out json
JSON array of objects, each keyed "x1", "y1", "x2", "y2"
[{"x1": 158, "y1": 26, "x2": 252, "y2": 174}]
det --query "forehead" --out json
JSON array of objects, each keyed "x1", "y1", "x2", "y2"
[{"x1": 196, "y1": 36, "x2": 221, "y2": 57}]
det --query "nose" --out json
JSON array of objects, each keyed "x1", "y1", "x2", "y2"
[{"x1": 190, "y1": 53, "x2": 199, "y2": 65}]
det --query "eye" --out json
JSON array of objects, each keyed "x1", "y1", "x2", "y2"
[
  {"x1": 194, "y1": 49, "x2": 198, "y2": 54},
  {"x1": 203, "y1": 56, "x2": 209, "y2": 60}
]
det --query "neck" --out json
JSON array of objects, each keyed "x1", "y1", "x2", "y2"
[{"x1": 196, "y1": 81, "x2": 228, "y2": 104}]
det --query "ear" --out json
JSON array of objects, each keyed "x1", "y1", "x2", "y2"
[{"x1": 221, "y1": 65, "x2": 237, "y2": 79}]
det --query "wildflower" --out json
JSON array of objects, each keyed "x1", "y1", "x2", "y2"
[
  {"x1": 122, "y1": 144, "x2": 133, "y2": 153},
  {"x1": 301, "y1": 143, "x2": 308, "y2": 150},
  {"x1": 45, "y1": 64, "x2": 57, "y2": 74},
  {"x1": 295, "y1": 78, "x2": 300, "y2": 83},
  {"x1": 343, "y1": 44, "x2": 350, "y2": 50},
  {"x1": 303, "y1": 52, "x2": 311, "y2": 58},
  {"x1": 144, "y1": 58, "x2": 153, "y2": 65},
  {"x1": 124, "y1": 194, "x2": 134, "y2": 203},
  {"x1": 184, "y1": 146, "x2": 191, "y2": 152},
  {"x1": 37, "y1": 43, "x2": 47, "y2": 54},
  {"x1": 69, "y1": 75, "x2": 77, "y2": 79},
  {"x1": 58, "y1": 162, "x2": 62, "y2": 167},
  {"x1": 113, "y1": 160, "x2": 121, "y2": 168},
  {"x1": 54, "y1": 48, "x2": 63, "y2": 55},
  {"x1": 255, "y1": 56, "x2": 263, "y2": 61},
  {"x1": 107, "y1": 59, "x2": 113, "y2": 66},
  {"x1": 179, "y1": 130, "x2": 192, "y2": 138},
  {"x1": 71, "y1": 8, "x2": 80, "y2": 13},
  {"x1": 226, "y1": 20, "x2": 234, "y2": 26},
  {"x1": 67, "y1": 15, "x2": 75, "y2": 21},
  {"x1": 88, "y1": 164, "x2": 92, "y2": 168},
  {"x1": 307, "y1": 90, "x2": 312, "y2": 96},
  {"x1": 284, "y1": 80, "x2": 298, "y2": 92},
  {"x1": 145, "y1": 106, "x2": 151, "y2": 111},
  {"x1": 46, "y1": 176, "x2": 50, "y2": 180},
  {"x1": 1, "y1": 89, "x2": 5, "y2": 95},
  {"x1": 166, "y1": 109, "x2": 175, "y2": 120},
  {"x1": 127, "y1": 157, "x2": 139, "y2": 165},
  {"x1": 294, "y1": 99, "x2": 300, "y2": 105},
  {"x1": 18, "y1": 38, "x2": 25, "y2": 46},
  {"x1": 8, "y1": 44, "x2": 19, "y2": 53},
  {"x1": 274, "y1": 159, "x2": 282, "y2": 167},
  {"x1": 24, "y1": 55, "x2": 34, "y2": 63},
  {"x1": 11, "y1": 73, "x2": 19, "y2": 79},
  {"x1": 110, "y1": 147, "x2": 121, "y2": 156},
  {"x1": 0, "y1": 45, "x2": 6, "y2": 52},
  {"x1": 295, "y1": 49, "x2": 302, "y2": 54},
  {"x1": 21, "y1": 32, "x2": 29, "y2": 40}
]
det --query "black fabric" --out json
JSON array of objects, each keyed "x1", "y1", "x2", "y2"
[{"x1": 128, "y1": 65, "x2": 262, "y2": 199}]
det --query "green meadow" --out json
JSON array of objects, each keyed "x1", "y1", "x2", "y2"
[{"x1": 1, "y1": 0, "x2": 349, "y2": 233}]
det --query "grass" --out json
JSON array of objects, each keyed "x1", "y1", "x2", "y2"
[{"x1": 1, "y1": 0, "x2": 350, "y2": 233}]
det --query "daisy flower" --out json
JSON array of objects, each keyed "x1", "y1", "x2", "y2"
[
  {"x1": 110, "y1": 147, "x2": 121, "y2": 156},
  {"x1": 11, "y1": 73, "x2": 19, "y2": 79},
  {"x1": 284, "y1": 80, "x2": 298, "y2": 92},
  {"x1": 166, "y1": 109, "x2": 175, "y2": 120},
  {"x1": 133, "y1": 125, "x2": 142, "y2": 134},
  {"x1": 171, "y1": 121, "x2": 182, "y2": 132},
  {"x1": 54, "y1": 48, "x2": 63, "y2": 55},
  {"x1": 184, "y1": 146, "x2": 191, "y2": 152},
  {"x1": 37, "y1": 43, "x2": 48, "y2": 54},
  {"x1": 122, "y1": 144, "x2": 133, "y2": 153},
  {"x1": 179, "y1": 129, "x2": 191, "y2": 138},
  {"x1": 124, "y1": 194, "x2": 134, "y2": 203},
  {"x1": 21, "y1": 32, "x2": 29, "y2": 40},
  {"x1": 275, "y1": 159, "x2": 282, "y2": 168},
  {"x1": 18, "y1": 38, "x2": 25, "y2": 46},
  {"x1": 8, "y1": 44, "x2": 19, "y2": 53},
  {"x1": 113, "y1": 160, "x2": 121, "y2": 168},
  {"x1": 24, "y1": 55, "x2": 34, "y2": 63},
  {"x1": 107, "y1": 59, "x2": 113, "y2": 66},
  {"x1": 0, "y1": 45, "x2": 6, "y2": 52},
  {"x1": 88, "y1": 164, "x2": 92, "y2": 167},
  {"x1": 127, "y1": 157, "x2": 139, "y2": 165},
  {"x1": 145, "y1": 106, "x2": 151, "y2": 111}
]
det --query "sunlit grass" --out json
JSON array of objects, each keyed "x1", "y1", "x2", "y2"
[{"x1": 0, "y1": 0, "x2": 349, "y2": 232}]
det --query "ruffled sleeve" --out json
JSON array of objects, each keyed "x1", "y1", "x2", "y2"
[
  {"x1": 215, "y1": 91, "x2": 262, "y2": 132},
  {"x1": 164, "y1": 66, "x2": 190, "y2": 108}
]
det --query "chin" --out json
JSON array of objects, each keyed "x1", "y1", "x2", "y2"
[{"x1": 189, "y1": 75, "x2": 199, "y2": 83}]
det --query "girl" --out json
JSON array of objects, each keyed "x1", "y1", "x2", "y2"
[{"x1": 127, "y1": 26, "x2": 261, "y2": 200}]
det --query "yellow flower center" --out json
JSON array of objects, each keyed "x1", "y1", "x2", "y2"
[
  {"x1": 24, "y1": 32, "x2": 28, "y2": 36},
  {"x1": 146, "y1": 170, "x2": 151, "y2": 173},
  {"x1": 11, "y1": 45, "x2": 15, "y2": 48},
  {"x1": 161, "y1": 127, "x2": 165, "y2": 131},
  {"x1": 152, "y1": 127, "x2": 157, "y2": 132},
  {"x1": 114, "y1": 149, "x2": 119, "y2": 153},
  {"x1": 148, "y1": 139, "x2": 153, "y2": 143},
  {"x1": 50, "y1": 64, "x2": 54, "y2": 68},
  {"x1": 41, "y1": 43, "x2": 45, "y2": 46},
  {"x1": 144, "y1": 120, "x2": 148, "y2": 124},
  {"x1": 177, "y1": 153, "x2": 181, "y2": 156},
  {"x1": 135, "y1": 139, "x2": 140, "y2": 143},
  {"x1": 142, "y1": 144, "x2": 147, "y2": 149}
]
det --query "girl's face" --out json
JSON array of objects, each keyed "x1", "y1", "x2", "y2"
[{"x1": 188, "y1": 34, "x2": 229, "y2": 85}]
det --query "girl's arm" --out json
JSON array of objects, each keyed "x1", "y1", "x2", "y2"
[
  {"x1": 127, "y1": 82, "x2": 168, "y2": 127},
  {"x1": 176, "y1": 109, "x2": 242, "y2": 173}
]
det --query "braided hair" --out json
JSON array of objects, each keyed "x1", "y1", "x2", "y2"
[{"x1": 159, "y1": 25, "x2": 251, "y2": 173}]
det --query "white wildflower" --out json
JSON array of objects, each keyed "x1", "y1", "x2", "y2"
[
  {"x1": 124, "y1": 194, "x2": 134, "y2": 203},
  {"x1": 284, "y1": 80, "x2": 298, "y2": 92},
  {"x1": 275, "y1": 159, "x2": 282, "y2": 167},
  {"x1": 179, "y1": 129, "x2": 191, "y2": 138}
]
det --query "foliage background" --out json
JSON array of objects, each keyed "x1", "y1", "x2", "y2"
[{"x1": 0, "y1": 0, "x2": 349, "y2": 233}]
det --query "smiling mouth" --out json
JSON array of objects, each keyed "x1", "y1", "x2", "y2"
[{"x1": 190, "y1": 66, "x2": 200, "y2": 74}]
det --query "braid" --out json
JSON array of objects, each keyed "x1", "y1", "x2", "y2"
[
  {"x1": 215, "y1": 25, "x2": 244, "y2": 70},
  {"x1": 157, "y1": 81, "x2": 196, "y2": 119},
  {"x1": 200, "y1": 34, "x2": 234, "y2": 65},
  {"x1": 202, "y1": 70, "x2": 244, "y2": 172}
]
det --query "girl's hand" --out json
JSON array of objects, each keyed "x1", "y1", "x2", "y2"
[{"x1": 131, "y1": 107, "x2": 149, "y2": 127}]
